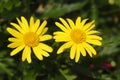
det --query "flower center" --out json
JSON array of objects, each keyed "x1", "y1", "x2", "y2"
[
  {"x1": 24, "y1": 32, "x2": 39, "y2": 47},
  {"x1": 70, "y1": 29, "x2": 86, "y2": 44}
]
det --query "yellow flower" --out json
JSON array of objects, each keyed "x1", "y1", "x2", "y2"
[
  {"x1": 7, "y1": 16, "x2": 53, "y2": 63},
  {"x1": 53, "y1": 17, "x2": 102, "y2": 62}
]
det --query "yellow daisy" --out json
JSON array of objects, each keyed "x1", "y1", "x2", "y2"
[
  {"x1": 53, "y1": 17, "x2": 102, "y2": 62},
  {"x1": 7, "y1": 16, "x2": 53, "y2": 63}
]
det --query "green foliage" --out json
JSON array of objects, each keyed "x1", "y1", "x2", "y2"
[
  {"x1": 40, "y1": 1, "x2": 87, "y2": 18},
  {"x1": 0, "y1": 0, "x2": 21, "y2": 13},
  {"x1": 99, "y1": 34, "x2": 120, "y2": 56},
  {"x1": 59, "y1": 69, "x2": 77, "y2": 80},
  {"x1": 0, "y1": 0, "x2": 120, "y2": 80}
]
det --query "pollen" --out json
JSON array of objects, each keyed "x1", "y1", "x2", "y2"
[
  {"x1": 24, "y1": 32, "x2": 39, "y2": 47},
  {"x1": 70, "y1": 29, "x2": 86, "y2": 44}
]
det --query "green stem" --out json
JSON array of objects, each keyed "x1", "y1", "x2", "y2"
[{"x1": 23, "y1": 0, "x2": 31, "y2": 18}]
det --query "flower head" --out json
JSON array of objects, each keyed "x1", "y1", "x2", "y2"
[
  {"x1": 53, "y1": 17, "x2": 102, "y2": 62},
  {"x1": 7, "y1": 16, "x2": 53, "y2": 63}
]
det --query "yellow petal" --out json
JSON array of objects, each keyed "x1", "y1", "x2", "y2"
[
  {"x1": 84, "y1": 43, "x2": 96, "y2": 55},
  {"x1": 83, "y1": 43, "x2": 93, "y2": 57},
  {"x1": 66, "y1": 18, "x2": 75, "y2": 29},
  {"x1": 76, "y1": 17, "x2": 81, "y2": 28},
  {"x1": 10, "y1": 45, "x2": 25, "y2": 56},
  {"x1": 30, "y1": 16, "x2": 34, "y2": 29},
  {"x1": 53, "y1": 31, "x2": 66, "y2": 35},
  {"x1": 8, "y1": 38, "x2": 22, "y2": 42},
  {"x1": 53, "y1": 31, "x2": 69, "y2": 38},
  {"x1": 70, "y1": 44, "x2": 76, "y2": 59},
  {"x1": 39, "y1": 49, "x2": 50, "y2": 57},
  {"x1": 54, "y1": 38, "x2": 70, "y2": 42},
  {"x1": 39, "y1": 43, "x2": 53, "y2": 52},
  {"x1": 16, "y1": 18, "x2": 26, "y2": 33},
  {"x1": 26, "y1": 47, "x2": 31, "y2": 63},
  {"x1": 7, "y1": 28, "x2": 23, "y2": 38},
  {"x1": 83, "y1": 20, "x2": 95, "y2": 31},
  {"x1": 21, "y1": 16, "x2": 29, "y2": 30},
  {"x1": 86, "y1": 24, "x2": 95, "y2": 32},
  {"x1": 78, "y1": 44, "x2": 86, "y2": 56},
  {"x1": 40, "y1": 35, "x2": 52, "y2": 41},
  {"x1": 8, "y1": 42, "x2": 22, "y2": 48},
  {"x1": 31, "y1": 19, "x2": 40, "y2": 32},
  {"x1": 33, "y1": 46, "x2": 43, "y2": 60},
  {"x1": 40, "y1": 27, "x2": 48, "y2": 35},
  {"x1": 75, "y1": 45, "x2": 80, "y2": 62},
  {"x1": 16, "y1": 17, "x2": 29, "y2": 32},
  {"x1": 86, "y1": 39, "x2": 102, "y2": 46},
  {"x1": 81, "y1": 18, "x2": 88, "y2": 29},
  {"x1": 36, "y1": 20, "x2": 47, "y2": 35},
  {"x1": 16, "y1": 17, "x2": 23, "y2": 27},
  {"x1": 87, "y1": 35, "x2": 103, "y2": 40},
  {"x1": 10, "y1": 23, "x2": 23, "y2": 33},
  {"x1": 55, "y1": 22, "x2": 69, "y2": 33},
  {"x1": 59, "y1": 18, "x2": 70, "y2": 30},
  {"x1": 53, "y1": 35, "x2": 70, "y2": 42},
  {"x1": 22, "y1": 46, "x2": 31, "y2": 62},
  {"x1": 57, "y1": 41, "x2": 73, "y2": 54},
  {"x1": 86, "y1": 30, "x2": 100, "y2": 35}
]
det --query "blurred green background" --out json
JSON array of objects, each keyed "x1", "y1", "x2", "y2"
[{"x1": 0, "y1": 0, "x2": 120, "y2": 80}]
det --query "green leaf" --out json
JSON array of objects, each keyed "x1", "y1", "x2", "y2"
[
  {"x1": 4, "y1": 1, "x2": 13, "y2": 10},
  {"x1": 98, "y1": 35, "x2": 120, "y2": 56},
  {"x1": 12, "y1": 0, "x2": 21, "y2": 7},
  {"x1": 0, "y1": 63, "x2": 13, "y2": 76},
  {"x1": 100, "y1": 74, "x2": 113, "y2": 80},
  {"x1": 59, "y1": 69, "x2": 77, "y2": 80},
  {"x1": 115, "y1": 0, "x2": 120, "y2": 7},
  {"x1": 23, "y1": 71, "x2": 38, "y2": 80},
  {"x1": 40, "y1": 1, "x2": 88, "y2": 18},
  {"x1": 49, "y1": 75, "x2": 66, "y2": 80},
  {"x1": 90, "y1": 1, "x2": 99, "y2": 25}
]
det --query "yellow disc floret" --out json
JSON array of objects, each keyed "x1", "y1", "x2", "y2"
[
  {"x1": 70, "y1": 29, "x2": 86, "y2": 44},
  {"x1": 24, "y1": 32, "x2": 39, "y2": 47}
]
